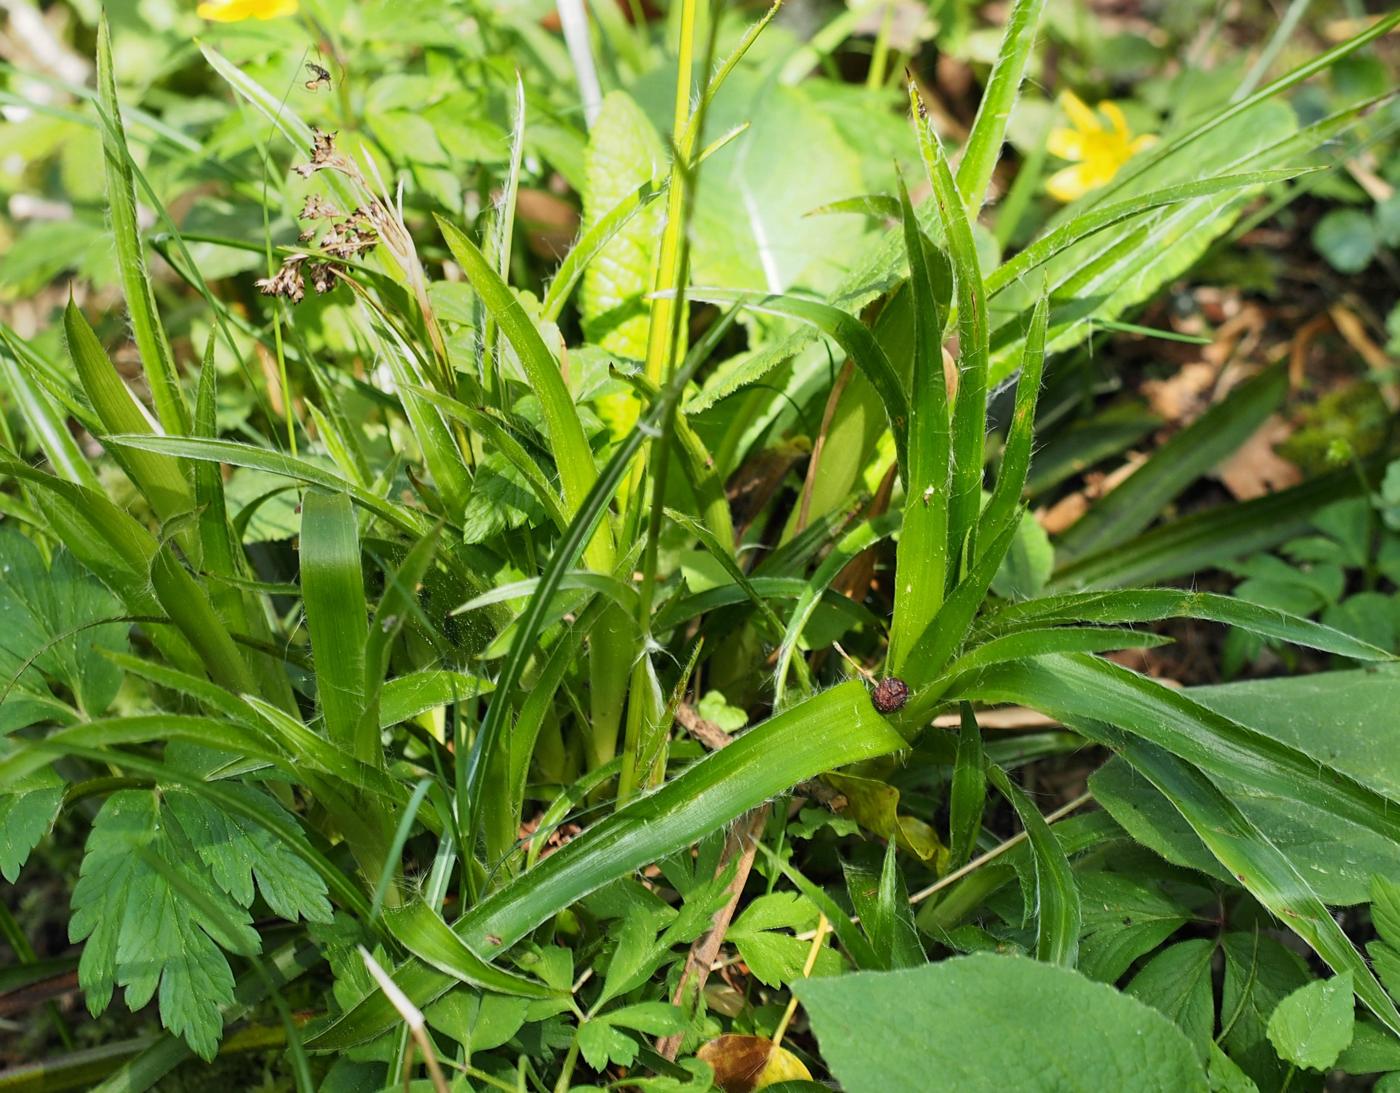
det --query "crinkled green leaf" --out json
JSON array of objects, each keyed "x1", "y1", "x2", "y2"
[
  {"x1": 0, "y1": 528, "x2": 127, "y2": 726},
  {"x1": 162, "y1": 784, "x2": 332, "y2": 924},
  {"x1": 0, "y1": 755, "x2": 63, "y2": 882},
  {"x1": 70, "y1": 790, "x2": 260, "y2": 1060}
]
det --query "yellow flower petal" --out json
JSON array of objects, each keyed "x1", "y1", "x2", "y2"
[
  {"x1": 197, "y1": 0, "x2": 297, "y2": 21},
  {"x1": 1046, "y1": 163, "x2": 1095, "y2": 203},
  {"x1": 1098, "y1": 100, "x2": 1131, "y2": 139},
  {"x1": 1129, "y1": 133, "x2": 1158, "y2": 155},
  {"x1": 1046, "y1": 126, "x2": 1086, "y2": 162},
  {"x1": 1058, "y1": 90, "x2": 1101, "y2": 133},
  {"x1": 756, "y1": 1043, "x2": 813, "y2": 1088}
]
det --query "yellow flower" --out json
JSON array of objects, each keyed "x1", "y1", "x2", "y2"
[
  {"x1": 1045, "y1": 91, "x2": 1157, "y2": 203},
  {"x1": 197, "y1": 0, "x2": 298, "y2": 22}
]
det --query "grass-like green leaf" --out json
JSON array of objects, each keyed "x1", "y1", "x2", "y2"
[
  {"x1": 911, "y1": 81, "x2": 990, "y2": 570},
  {"x1": 954, "y1": 0, "x2": 1047, "y2": 214},
  {"x1": 300, "y1": 490, "x2": 376, "y2": 766},
  {"x1": 1056, "y1": 365, "x2": 1288, "y2": 562},
  {"x1": 948, "y1": 704, "x2": 986, "y2": 870},
  {"x1": 987, "y1": 763, "x2": 1080, "y2": 966},
  {"x1": 976, "y1": 295, "x2": 1047, "y2": 557},
  {"x1": 987, "y1": 588, "x2": 1394, "y2": 661},
  {"x1": 887, "y1": 178, "x2": 950, "y2": 674},
  {"x1": 1050, "y1": 459, "x2": 1380, "y2": 590},
  {"x1": 986, "y1": 170, "x2": 1316, "y2": 298},
  {"x1": 774, "y1": 514, "x2": 900, "y2": 708},
  {"x1": 685, "y1": 288, "x2": 911, "y2": 483},
  {"x1": 435, "y1": 215, "x2": 610, "y2": 570},
  {"x1": 105, "y1": 435, "x2": 427, "y2": 538},
  {"x1": 1097, "y1": 728, "x2": 1400, "y2": 1037},
  {"x1": 380, "y1": 900, "x2": 562, "y2": 999},
  {"x1": 954, "y1": 654, "x2": 1400, "y2": 869},
  {"x1": 306, "y1": 678, "x2": 908, "y2": 1049},
  {"x1": 96, "y1": 13, "x2": 187, "y2": 436}
]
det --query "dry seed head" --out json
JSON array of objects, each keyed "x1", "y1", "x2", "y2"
[{"x1": 871, "y1": 677, "x2": 909, "y2": 714}]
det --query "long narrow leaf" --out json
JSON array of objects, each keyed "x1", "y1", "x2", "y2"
[
  {"x1": 911, "y1": 82, "x2": 990, "y2": 569},
  {"x1": 954, "y1": 0, "x2": 1047, "y2": 214},
  {"x1": 1056, "y1": 364, "x2": 1287, "y2": 561},
  {"x1": 987, "y1": 763, "x2": 1080, "y2": 966},
  {"x1": 96, "y1": 13, "x2": 187, "y2": 435},
  {"x1": 888, "y1": 178, "x2": 950, "y2": 674},
  {"x1": 986, "y1": 588, "x2": 1394, "y2": 661},
  {"x1": 686, "y1": 288, "x2": 911, "y2": 483},
  {"x1": 306, "y1": 679, "x2": 908, "y2": 1049},
  {"x1": 1095, "y1": 727, "x2": 1400, "y2": 1037},
  {"x1": 301, "y1": 491, "x2": 376, "y2": 766}
]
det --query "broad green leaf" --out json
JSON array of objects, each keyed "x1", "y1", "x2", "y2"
[
  {"x1": 0, "y1": 757, "x2": 62, "y2": 882},
  {"x1": 424, "y1": 990, "x2": 529, "y2": 1053},
  {"x1": 684, "y1": 70, "x2": 869, "y2": 297},
  {"x1": 730, "y1": 892, "x2": 844, "y2": 986},
  {"x1": 576, "y1": 1002, "x2": 685, "y2": 1071},
  {"x1": 1126, "y1": 940, "x2": 1216, "y2": 1059},
  {"x1": 824, "y1": 771, "x2": 947, "y2": 864},
  {"x1": 1096, "y1": 729, "x2": 1400, "y2": 1038},
  {"x1": 163, "y1": 783, "x2": 332, "y2": 925},
  {"x1": 1266, "y1": 974, "x2": 1355, "y2": 1071},
  {"x1": 1221, "y1": 932, "x2": 1312, "y2": 1090},
  {"x1": 1075, "y1": 871, "x2": 1194, "y2": 984},
  {"x1": 1093, "y1": 668, "x2": 1400, "y2": 905},
  {"x1": 1206, "y1": 1043, "x2": 1260, "y2": 1093},
  {"x1": 90, "y1": 940, "x2": 323, "y2": 1093},
  {"x1": 1336, "y1": 1018, "x2": 1400, "y2": 1076},
  {"x1": 793, "y1": 954, "x2": 1206, "y2": 1092},
  {"x1": 579, "y1": 91, "x2": 663, "y2": 358}
]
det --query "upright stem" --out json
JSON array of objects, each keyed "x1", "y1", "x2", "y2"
[
  {"x1": 643, "y1": 0, "x2": 700, "y2": 388},
  {"x1": 616, "y1": 0, "x2": 707, "y2": 802}
]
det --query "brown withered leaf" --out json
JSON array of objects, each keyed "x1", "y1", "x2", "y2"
[
  {"x1": 697, "y1": 1035, "x2": 812, "y2": 1093},
  {"x1": 1215, "y1": 414, "x2": 1301, "y2": 500}
]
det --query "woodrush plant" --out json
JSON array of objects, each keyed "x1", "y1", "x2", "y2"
[{"x1": 2, "y1": 2, "x2": 1400, "y2": 1090}]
